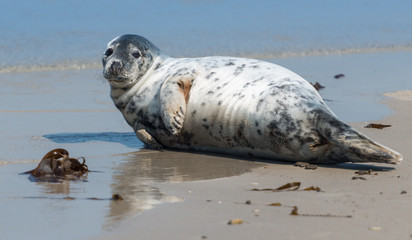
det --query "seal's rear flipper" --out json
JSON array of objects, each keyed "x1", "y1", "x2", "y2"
[
  {"x1": 314, "y1": 110, "x2": 403, "y2": 164},
  {"x1": 136, "y1": 129, "x2": 163, "y2": 150}
]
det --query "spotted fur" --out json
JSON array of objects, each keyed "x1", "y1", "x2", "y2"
[{"x1": 102, "y1": 34, "x2": 403, "y2": 164}]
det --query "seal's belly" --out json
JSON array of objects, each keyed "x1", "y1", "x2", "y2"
[{"x1": 156, "y1": 57, "x2": 328, "y2": 160}]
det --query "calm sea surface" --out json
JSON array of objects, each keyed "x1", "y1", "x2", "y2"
[{"x1": 1, "y1": 0, "x2": 412, "y2": 71}]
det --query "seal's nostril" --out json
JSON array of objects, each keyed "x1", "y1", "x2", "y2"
[{"x1": 110, "y1": 61, "x2": 122, "y2": 73}]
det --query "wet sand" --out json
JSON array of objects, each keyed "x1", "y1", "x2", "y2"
[
  {"x1": 0, "y1": 51, "x2": 411, "y2": 240},
  {"x1": 93, "y1": 93, "x2": 412, "y2": 240}
]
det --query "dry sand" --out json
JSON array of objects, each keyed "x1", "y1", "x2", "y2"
[{"x1": 92, "y1": 94, "x2": 411, "y2": 240}]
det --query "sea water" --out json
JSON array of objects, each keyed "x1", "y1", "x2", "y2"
[{"x1": 1, "y1": 0, "x2": 412, "y2": 71}]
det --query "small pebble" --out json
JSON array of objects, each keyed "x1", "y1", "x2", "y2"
[
  {"x1": 112, "y1": 194, "x2": 124, "y2": 201},
  {"x1": 304, "y1": 164, "x2": 318, "y2": 170},
  {"x1": 369, "y1": 226, "x2": 382, "y2": 231},
  {"x1": 290, "y1": 206, "x2": 299, "y2": 215},
  {"x1": 228, "y1": 219, "x2": 243, "y2": 225},
  {"x1": 268, "y1": 202, "x2": 282, "y2": 206}
]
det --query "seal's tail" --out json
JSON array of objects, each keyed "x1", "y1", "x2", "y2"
[{"x1": 314, "y1": 110, "x2": 403, "y2": 164}]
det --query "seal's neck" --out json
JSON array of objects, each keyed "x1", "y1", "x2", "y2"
[{"x1": 110, "y1": 54, "x2": 170, "y2": 110}]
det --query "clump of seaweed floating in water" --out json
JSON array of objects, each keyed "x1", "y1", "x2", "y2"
[{"x1": 23, "y1": 148, "x2": 89, "y2": 181}]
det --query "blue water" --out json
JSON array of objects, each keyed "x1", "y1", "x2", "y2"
[{"x1": 1, "y1": 0, "x2": 412, "y2": 70}]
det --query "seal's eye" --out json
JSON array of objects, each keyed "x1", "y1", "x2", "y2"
[
  {"x1": 105, "y1": 48, "x2": 113, "y2": 57},
  {"x1": 132, "y1": 51, "x2": 141, "y2": 58}
]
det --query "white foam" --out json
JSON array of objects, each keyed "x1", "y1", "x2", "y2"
[
  {"x1": 1, "y1": 44, "x2": 411, "y2": 74},
  {"x1": 0, "y1": 159, "x2": 39, "y2": 166},
  {"x1": 0, "y1": 61, "x2": 101, "y2": 73}
]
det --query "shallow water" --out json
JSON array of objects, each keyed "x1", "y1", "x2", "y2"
[
  {"x1": 1, "y1": 1, "x2": 412, "y2": 239},
  {"x1": 0, "y1": 67, "x2": 263, "y2": 239},
  {"x1": 1, "y1": 148, "x2": 259, "y2": 240}
]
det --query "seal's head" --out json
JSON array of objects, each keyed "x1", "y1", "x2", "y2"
[{"x1": 102, "y1": 34, "x2": 160, "y2": 87}]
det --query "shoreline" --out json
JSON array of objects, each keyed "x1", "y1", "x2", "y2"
[{"x1": 1, "y1": 47, "x2": 412, "y2": 74}]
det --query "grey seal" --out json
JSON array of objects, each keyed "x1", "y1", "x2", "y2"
[{"x1": 102, "y1": 34, "x2": 402, "y2": 164}]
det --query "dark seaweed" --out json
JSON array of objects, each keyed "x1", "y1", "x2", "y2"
[{"x1": 23, "y1": 148, "x2": 89, "y2": 181}]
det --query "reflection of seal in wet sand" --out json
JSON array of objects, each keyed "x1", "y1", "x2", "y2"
[{"x1": 102, "y1": 34, "x2": 402, "y2": 164}]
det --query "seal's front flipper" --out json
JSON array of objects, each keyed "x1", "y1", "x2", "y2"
[
  {"x1": 136, "y1": 129, "x2": 163, "y2": 149},
  {"x1": 160, "y1": 73, "x2": 194, "y2": 135}
]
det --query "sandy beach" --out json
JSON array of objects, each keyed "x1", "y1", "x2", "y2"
[
  {"x1": 0, "y1": 49, "x2": 410, "y2": 240},
  {"x1": 92, "y1": 92, "x2": 412, "y2": 240}
]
